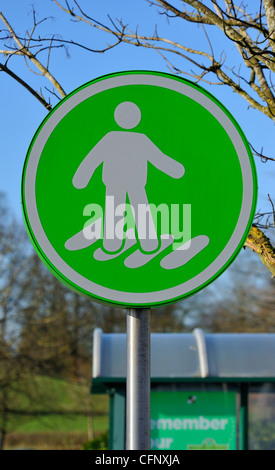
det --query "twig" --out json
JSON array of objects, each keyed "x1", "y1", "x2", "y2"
[
  {"x1": 0, "y1": 11, "x2": 66, "y2": 99},
  {"x1": 0, "y1": 62, "x2": 52, "y2": 110},
  {"x1": 268, "y1": 194, "x2": 275, "y2": 227}
]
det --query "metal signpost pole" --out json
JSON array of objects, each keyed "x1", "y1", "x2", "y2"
[{"x1": 126, "y1": 308, "x2": 151, "y2": 450}]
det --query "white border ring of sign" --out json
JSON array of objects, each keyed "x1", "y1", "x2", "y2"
[{"x1": 23, "y1": 73, "x2": 255, "y2": 306}]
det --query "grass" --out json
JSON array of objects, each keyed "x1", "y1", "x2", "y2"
[
  {"x1": 13, "y1": 406, "x2": 109, "y2": 433},
  {"x1": 6, "y1": 431, "x2": 93, "y2": 450},
  {"x1": 1, "y1": 375, "x2": 109, "y2": 450}
]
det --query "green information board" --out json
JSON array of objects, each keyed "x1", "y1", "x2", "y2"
[{"x1": 150, "y1": 390, "x2": 236, "y2": 450}]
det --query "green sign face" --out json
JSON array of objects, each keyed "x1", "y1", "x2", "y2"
[
  {"x1": 22, "y1": 71, "x2": 257, "y2": 308},
  {"x1": 150, "y1": 391, "x2": 237, "y2": 450}
]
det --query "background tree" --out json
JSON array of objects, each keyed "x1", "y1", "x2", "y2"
[
  {"x1": 0, "y1": 195, "x2": 120, "y2": 449},
  {"x1": 197, "y1": 253, "x2": 275, "y2": 332},
  {"x1": 0, "y1": 193, "x2": 32, "y2": 449}
]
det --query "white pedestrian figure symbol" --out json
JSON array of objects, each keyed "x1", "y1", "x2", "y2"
[{"x1": 73, "y1": 101, "x2": 185, "y2": 253}]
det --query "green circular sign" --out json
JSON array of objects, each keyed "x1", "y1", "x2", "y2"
[{"x1": 22, "y1": 71, "x2": 257, "y2": 308}]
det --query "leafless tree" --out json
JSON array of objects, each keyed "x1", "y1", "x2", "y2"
[
  {"x1": 197, "y1": 252, "x2": 275, "y2": 332},
  {"x1": 0, "y1": 194, "x2": 32, "y2": 449}
]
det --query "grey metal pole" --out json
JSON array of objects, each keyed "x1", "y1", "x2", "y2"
[{"x1": 126, "y1": 308, "x2": 151, "y2": 450}]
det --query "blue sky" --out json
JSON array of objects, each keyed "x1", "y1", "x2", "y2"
[{"x1": 1, "y1": 0, "x2": 274, "y2": 232}]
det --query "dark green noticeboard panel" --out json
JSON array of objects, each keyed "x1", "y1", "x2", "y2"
[{"x1": 150, "y1": 391, "x2": 236, "y2": 450}]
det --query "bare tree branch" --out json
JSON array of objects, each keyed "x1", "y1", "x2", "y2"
[
  {"x1": 48, "y1": 1, "x2": 275, "y2": 121},
  {"x1": 0, "y1": 10, "x2": 66, "y2": 99},
  {"x1": 0, "y1": 61, "x2": 52, "y2": 110},
  {"x1": 263, "y1": 0, "x2": 275, "y2": 55},
  {"x1": 244, "y1": 226, "x2": 275, "y2": 278}
]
